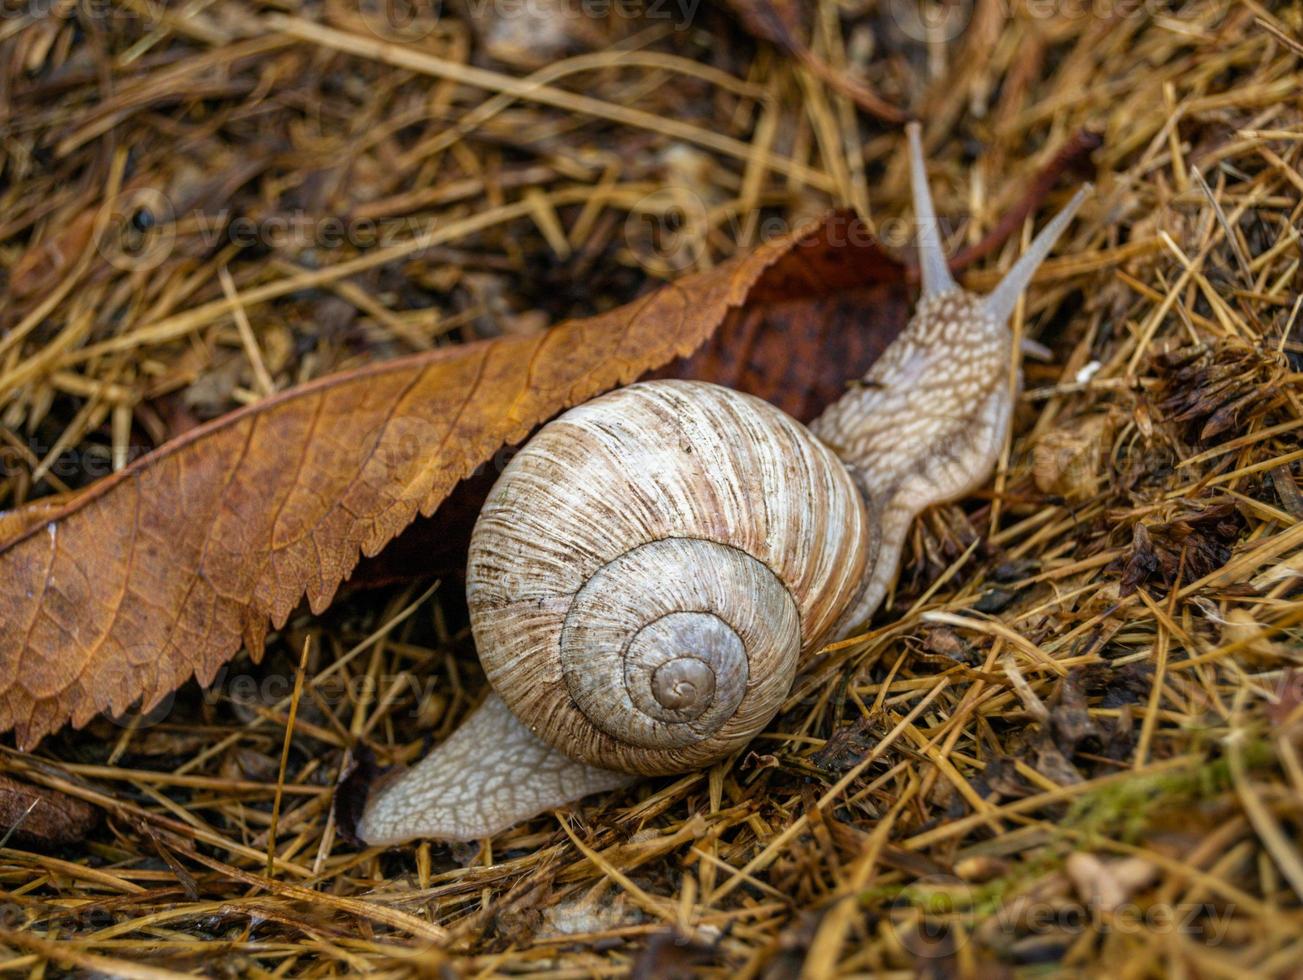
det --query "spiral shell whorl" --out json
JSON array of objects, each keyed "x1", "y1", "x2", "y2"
[
  {"x1": 560, "y1": 537, "x2": 800, "y2": 752},
  {"x1": 467, "y1": 380, "x2": 870, "y2": 775}
]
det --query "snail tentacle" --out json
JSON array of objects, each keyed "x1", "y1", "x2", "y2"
[
  {"x1": 907, "y1": 122, "x2": 957, "y2": 299},
  {"x1": 814, "y1": 123, "x2": 1090, "y2": 635}
]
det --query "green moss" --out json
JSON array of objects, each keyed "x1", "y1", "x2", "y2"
[
  {"x1": 861, "y1": 739, "x2": 1279, "y2": 920},
  {"x1": 858, "y1": 857, "x2": 1055, "y2": 920},
  {"x1": 1064, "y1": 738, "x2": 1276, "y2": 843}
]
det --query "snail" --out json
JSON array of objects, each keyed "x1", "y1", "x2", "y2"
[{"x1": 356, "y1": 124, "x2": 1090, "y2": 845}]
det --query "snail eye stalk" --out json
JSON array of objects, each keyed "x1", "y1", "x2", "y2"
[
  {"x1": 982, "y1": 184, "x2": 1092, "y2": 324},
  {"x1": 906, "y1": 121, "x2": 957, "y2": 299}
]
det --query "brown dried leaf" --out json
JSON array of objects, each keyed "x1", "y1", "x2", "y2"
[
  {"x1": 918, "y1": 625, "x2": 976, "y2": 664},
  {"x1": 345, "y1": 216, "x2": 912, "y2": 589},
  {"x1": 1032, "y1": 410, "x2": 1120, "y2": 500},
  {"x1": 1119, "y1": 523, "x2": 1161, "y2": 596},
  {"x1": 1048, "y1": 672, "x2": 1099, "y2": 753},
  {"x1": 0, "y1": 492, "x2": 82, "y2": 544},
  {"x1": 810, "y1": 715, "x2": 878, "y2": 773},
  {"x1": 656, "y1": 212, "x2": 908, "y2": 420},
  {"x1": 0, "y1": 773, "x2": 100, "y2": 848},
  {"x1": 1220, "y1": 608, "x2": 1294, "y2": 663},
  {"x1": 1064, "y1": 853, "x2": 1158, "y2": 914},
  {"x1": 0, "y1": 212, "x2": 905, "y2": 749},
  {"x1": 1115, "y1": 502, "x2": 1245, "y2": 596},
  {"x1": 1266, "y1": 668, "x2": 1303, "y2": 728},
  {"x1": 1033, "y1": 736, "x2": 1084, "y2": 786},
  {"x1": 9, "y1": 207, "x2": 98, "y2": 300},
  {"x1": 630, "y1": 930, "x2": 717, "y2": 979},
  {"x1": 1153, "y1": 342, "x2": 1284, "y2": 444}
]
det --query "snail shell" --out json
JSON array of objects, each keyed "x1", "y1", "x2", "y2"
[{"x1": 467, "y1": 380, "x2": 870, "y2": 775}]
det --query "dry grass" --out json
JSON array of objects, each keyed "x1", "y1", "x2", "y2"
[{"x1": 2, "y1": 0, "x2": 1303, "y2": 975}]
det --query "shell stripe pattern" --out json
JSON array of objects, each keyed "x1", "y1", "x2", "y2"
[{"x1": 467, "y1": 380, "x2": 871, "y2": 775}]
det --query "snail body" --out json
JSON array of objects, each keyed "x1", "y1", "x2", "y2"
[{"x1": 357, "y1": 126, "x2": 1090, "y2": 845}]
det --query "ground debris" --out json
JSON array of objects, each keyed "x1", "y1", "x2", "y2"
[{"x1": 0, "y1": 0, "x2": 1300, "y2": 975}]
